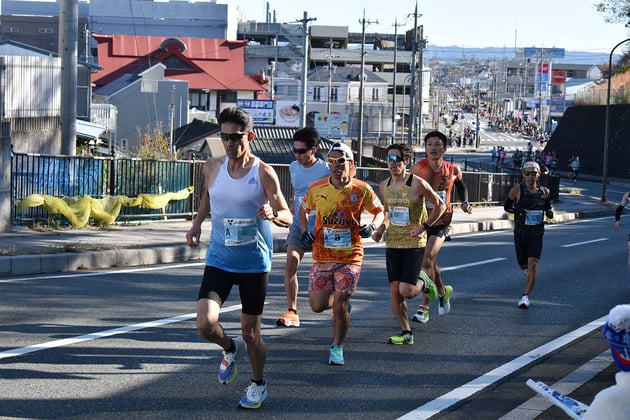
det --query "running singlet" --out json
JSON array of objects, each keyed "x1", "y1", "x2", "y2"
[
  {"x1": 415, "y1": 159, "x2": 455, "y2": 225},
  {"x1": 206, "y1": 157, "x2": 273, "y2": 273},
  {"x1": 289, "y1": 158, "x2": 330, "y2": 229},
  {"x1": 303, "y1": 177, "x2": 383, "y2": 265},
  {"x1": 514, "y1": 182, "x2": 547, "y2": 238},
  {"x1": 385, "y1": 175, "x2": 428, "y2": 249}
]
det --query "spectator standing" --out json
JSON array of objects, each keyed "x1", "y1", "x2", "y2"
[
  {"x1": 583, "y1": 304, "x2": 630, "y2": 419},
  {"x1": 614, "y1": 191, "x2": 630, "y2": 270},
  {"x1": 570, "y1": 156, "x2": 581, "y2": 182},
  {"x1": 499, "y1": 147, "x2": 507, "y2": 165}
]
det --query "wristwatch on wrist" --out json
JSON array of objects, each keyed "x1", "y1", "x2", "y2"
[{"x1": 422, "y1": 222, "x2": 431, "y2": 231}]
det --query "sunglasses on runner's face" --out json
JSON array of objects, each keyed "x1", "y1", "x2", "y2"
[
  {"x1": 220, "y1": 132, "x2": 246, "y2": 142},
  {"x1": 386, "y1": 154, "x2": 404, "y2": 163},
  {"x1": 523, "y1": 171, "x2": 538, "y2": 176},
  {"x1": 292, "y1": 146, "x2": 310, "y2": 154},
  {"x1": 328, "y1": 156, "x2": 349, "y2": 165}
]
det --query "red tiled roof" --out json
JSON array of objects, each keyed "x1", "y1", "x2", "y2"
[{"x1": 91, "y1": 34, "x2": 264, "y2": 91}]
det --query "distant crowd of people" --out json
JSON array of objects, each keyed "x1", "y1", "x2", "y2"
[{"x1": 490, "y1": 144, "x2": 581, "y2": 181}]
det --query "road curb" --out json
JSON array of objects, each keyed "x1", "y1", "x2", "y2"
[{"x1": 0, "y1": 210, "x2": 612, "y2": 277}]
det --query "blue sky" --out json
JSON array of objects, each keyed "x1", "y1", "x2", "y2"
[{"x1": 229, "y1": 0, "x2": 630, "y2": 53}]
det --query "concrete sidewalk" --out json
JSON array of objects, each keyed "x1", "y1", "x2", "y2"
[{"x1": 0, "y1": 190, "x2": 615, "y2": 276}]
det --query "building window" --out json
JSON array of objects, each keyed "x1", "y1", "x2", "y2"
[
  {"x1": 331, "y1": 87, "x2": 338, "y2": 102},
  {"x1": 313, "y1": 87, "x2": 321, "y2": 102},
  {"x1": 287, "y1": 85, "x2": 298, "y2": 98},
  {"x1": 3, "y1": 27, "x2": 19, "y2": 33},
  {"x1": 190, "y1": 91, "x2": 210, "y2": 111},
  {"x1": 120, "y1": 138, "x2": 128, "y2": 150},
  {"x1": 162, "y1": 56, "x2": 193, "y2": 70},
  {"x1": 220, "y1": 91, "x2": 237, "y2": 103},
  {"x1": 372, "y1": 88, "x2": 379, "y2": 101},
  {"x1": 38, "y1": 28, "x2": 54, "y2": 34}
]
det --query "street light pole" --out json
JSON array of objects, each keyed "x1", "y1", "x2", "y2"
[{"x1": 602, "y1": 37, "x2": 630, "y2": 202}]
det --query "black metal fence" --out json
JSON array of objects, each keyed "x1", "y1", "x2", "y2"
[{"x1": 10, "y1": 153, "x2": 531, "y2": 227}]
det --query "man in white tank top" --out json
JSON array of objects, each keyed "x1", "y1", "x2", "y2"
[{"x1": 186, "y1": 107, "x2": 291, "y2": 409}]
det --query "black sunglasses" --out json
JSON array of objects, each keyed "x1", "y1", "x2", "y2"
[
  {"x1": 292, "y1": 146, "x2": 310, "y2": 154},
  {"x1": 220, "y1": 132, "x2": 246, "y2": 142},
  {"x1": 386, "y1": 154, "x2": 404, "y2": 163}
]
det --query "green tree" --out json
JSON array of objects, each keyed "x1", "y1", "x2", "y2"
[
  {"x1": 595, "y1": 1, "x2": 630, "y2": 75},
  {"x1": 595, "y1": 0, "x2": 630, "y2": 25},
  {"x1": 135, "y1": 124, "x2": 175, "y2": 160}
]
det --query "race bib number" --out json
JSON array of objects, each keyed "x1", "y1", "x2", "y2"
[
  {"x1": 323, "y1": 227, "x2": 352, "y2": 249},
  {"x1": 390, "y1": 206, "x2": 410, "y2": 226},
  {"x1": 525, "y1": 210, "x2": 543, "y2": 225},
  {"x1": 223, "y1": 218, "x2": 257, "y2": 246}
]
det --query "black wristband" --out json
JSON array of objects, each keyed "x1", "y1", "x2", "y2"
[
  {"x1": 422, "y1": 222, "x2": 431, "y2": 231},
  {"x1": 273, "y1": 210, "x2": 279, "y2": 218}
]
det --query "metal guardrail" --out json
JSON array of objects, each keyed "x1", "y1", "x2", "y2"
[{"x1": 11, "y1": 153, "x2": 537, "y2": 226}]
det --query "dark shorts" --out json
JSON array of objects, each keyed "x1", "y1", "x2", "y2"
[
  {"x1": 514, "y1": 234, "x2": 543, "y2": 268},
  {"x1": 385, "y1": 247, "x2": 425, "y2": 285},
  {"x1": 286, "y1": 223, "x2": 312, "y2": 250},
  {"x1": 197, "y1": 265, "x2": 268, "y2": 315},
  {"x1": 427, "y1": 224, "x2": 451, "y2": 239}
]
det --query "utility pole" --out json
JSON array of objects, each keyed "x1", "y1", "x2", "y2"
[
  {"x1": 391, "y1": 17, "x2": 404, "y2": 143},
  {"x1": 357, "y1": 9, "x2": 378, "y2": 166},
  {"x1": 417, "y1": 24, "x2": 426, "y2": 142},
  {"x1": 169, "y1": 85, "x2": 176, "y2": 160},
  {"x1": 297, "y1": 12, "x2": 316, "y2": 127},
  {"x1": 325, "y1": 39, "x2": 339, "y2": 114},
  {"x1": 537, "y1": 48, "x2": 550, "y2": 134},
  {"x1": 407, "y1": 2, "x2": 419, "y2": 146},
  {"x1": 59, "y1": 0, "x2": 78, "y2": 156}
]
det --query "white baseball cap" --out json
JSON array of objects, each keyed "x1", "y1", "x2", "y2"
[
  {"x1": 329, "y1": 142, "x2": 354, "y2": 160},
  {"x1": 522, "y1": 161, "x2": 540, "y2": 172}
]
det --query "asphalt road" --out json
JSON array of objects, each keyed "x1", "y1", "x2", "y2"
[{"x1": 1, "y1": 215, "x2": 628, "y2": 419}]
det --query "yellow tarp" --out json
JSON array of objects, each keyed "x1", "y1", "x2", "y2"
[{"x1": 18, "y1": 186, "x2": 194, "y2": 228}]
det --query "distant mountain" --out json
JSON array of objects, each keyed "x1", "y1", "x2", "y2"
[{"x1": 425, "y1": 45, "x2": 613, "y2": 65}]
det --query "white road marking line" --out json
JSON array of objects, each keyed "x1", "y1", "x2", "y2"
[
  {"x1": 0, "y1": 262, "x2": 205, "y2": 283},
  {"x1": 440, "y1": 257, "x2": 506, "y2": 272},
  {"x1": 398, "y1": 316, "x2": 607, "y2": 420},
  {"x1": 0, "y1": 304, "x2": 241, "y2": 360},
  {"x1": 499, "y1": 351, "x2": 612, "y2": 420},
  {"x1": 561, "y1": 238, "x2": 608, "y2": 248}
]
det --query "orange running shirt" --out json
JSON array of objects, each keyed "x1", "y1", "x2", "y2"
[
  {"x1": 303, "y1": 177, "x2": 383, "y2": 265},
  {"x1": 415, "y1": 159, "x2": 455, "y2": 225}
]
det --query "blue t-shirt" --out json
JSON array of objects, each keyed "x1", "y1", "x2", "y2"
[{"x1": 289, "y1": 158, "x2": 330, "y2": 230}]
